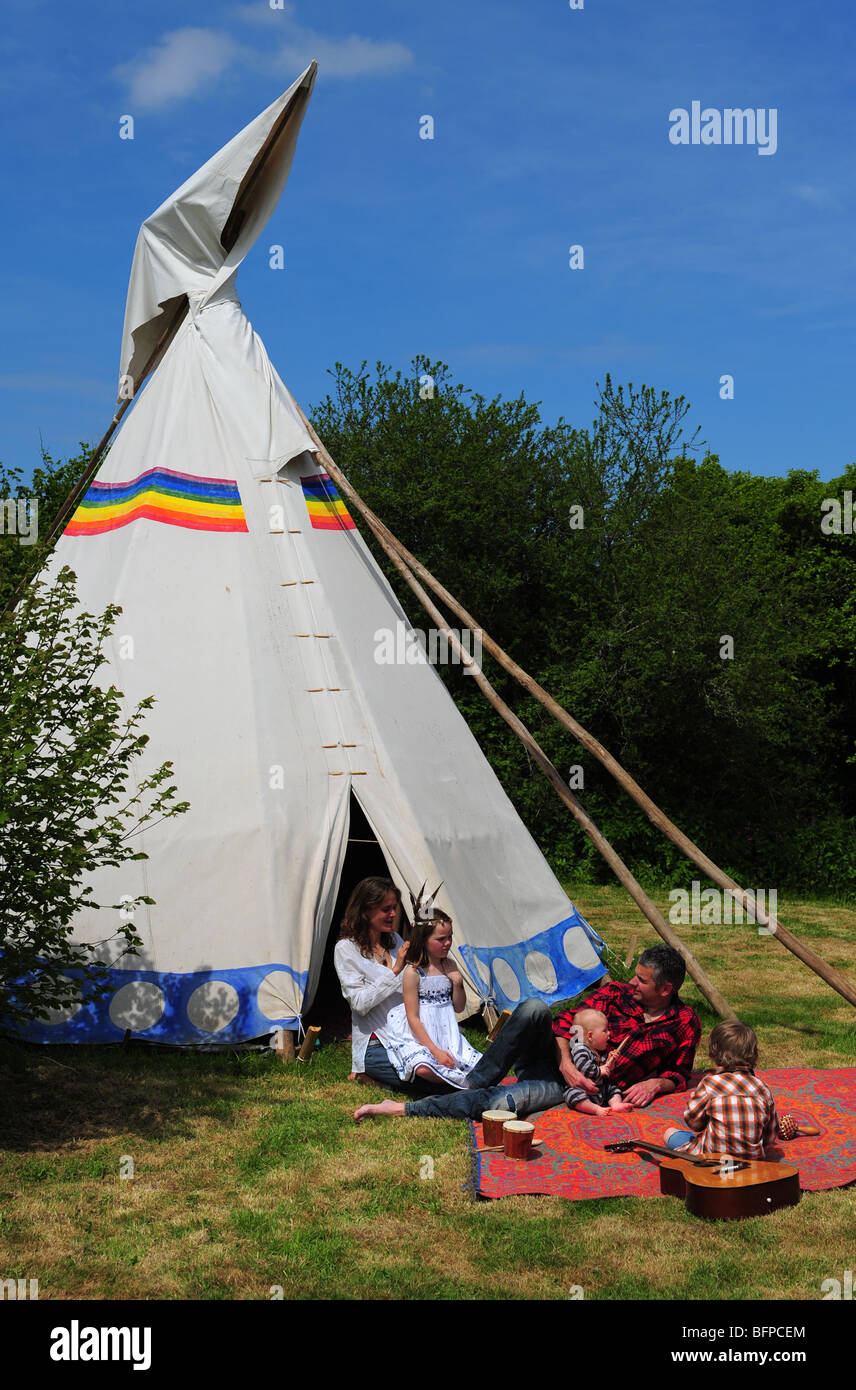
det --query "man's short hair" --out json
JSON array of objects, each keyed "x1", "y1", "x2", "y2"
[{"x1": 638, "y1": 944, "x2": 686, "y2": 996}]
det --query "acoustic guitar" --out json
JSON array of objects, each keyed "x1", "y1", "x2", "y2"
[{"x1": 604, "y1": 1140, "x2": 800, "y2": 1221}]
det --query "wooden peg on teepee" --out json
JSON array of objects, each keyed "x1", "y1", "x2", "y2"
[
  {"x1": 487, "y1": 1009, "x2": 512, "y2": 1042},
  {"x1": 296, "y1": 1025, "x2": 321, "y2": 1062}
]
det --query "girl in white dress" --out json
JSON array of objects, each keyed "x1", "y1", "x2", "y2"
[{"x1": 383, "y1": 910, "x2": 481, "y2": 1090}]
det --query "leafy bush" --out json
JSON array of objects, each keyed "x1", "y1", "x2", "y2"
[{"x1": 0, "y1": 568, "x2": 188, "y2": 1030}]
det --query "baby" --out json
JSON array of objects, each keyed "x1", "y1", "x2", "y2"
[{"x1": 564, "y1": 1008, "x2": 634, "y2": 1116}]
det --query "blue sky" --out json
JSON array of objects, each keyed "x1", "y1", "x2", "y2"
[{"x1": 2, "y1": 0, "x2": 853, "y2": 481}]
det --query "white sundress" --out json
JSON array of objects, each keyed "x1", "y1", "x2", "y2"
[{"x1": 384, "y1": 967, "x2": 482, "y2": 1090}]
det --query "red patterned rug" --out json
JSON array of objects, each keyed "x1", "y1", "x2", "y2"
[{"x1": 470, "y1": 1068, "x2": 856, "y2": 1201}]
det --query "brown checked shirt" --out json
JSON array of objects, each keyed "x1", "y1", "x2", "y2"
[{"x1": 679, "y1": 1070, "x2": 779, "y2": 1160}]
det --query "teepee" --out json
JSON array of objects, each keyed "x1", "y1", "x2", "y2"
[{"x1": 20, "y1": 63, "x2": 605, "y2": 1045}]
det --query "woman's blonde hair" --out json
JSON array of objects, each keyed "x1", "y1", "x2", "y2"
[{"x1": 708, "y1": 1020, "x2": 759, "y2": 1072}]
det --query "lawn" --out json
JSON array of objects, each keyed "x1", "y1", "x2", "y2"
[{"x1": 0, "y1": 886, "x2": 854, "y2": 1301}]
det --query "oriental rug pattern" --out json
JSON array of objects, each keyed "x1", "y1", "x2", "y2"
[{"x1": 469, "y1": 1068, "x2": 856, "y2": 1202}]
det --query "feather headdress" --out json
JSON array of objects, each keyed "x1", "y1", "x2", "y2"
[{"x1": 409, "y1": 880, "x2": 445, "y2": 927}]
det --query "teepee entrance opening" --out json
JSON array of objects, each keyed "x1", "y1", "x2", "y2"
[{"x1": 306, "y1": 792, "x2": 392, "y2": 1034}]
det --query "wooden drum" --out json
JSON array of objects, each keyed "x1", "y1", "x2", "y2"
[
  {"x1": 482, "y1": 1110, "x2": 513, "y2": 1146},
  {"x1": 502, "y1": 1120, "x2": 535, "y2": 1159}
]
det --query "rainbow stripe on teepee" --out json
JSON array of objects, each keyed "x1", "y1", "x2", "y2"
[
  {"x1": 64, "y1": 468, "x2": 248, "y2": 536},
  {"x1": 301, "y1": 473, "x2": 356, "y2": 531}
]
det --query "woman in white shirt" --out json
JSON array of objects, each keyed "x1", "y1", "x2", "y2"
[{"x1": 334, "y1": 876, "x2": 447, "y2": 1091}]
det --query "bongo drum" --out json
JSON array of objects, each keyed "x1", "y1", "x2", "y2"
[
  {"x1": 502, "y1": 1119, "x2": 535, "y2": 1159},
  {"x1": 481, "y1": 1110, "x2": 513, "y2": 1146}
]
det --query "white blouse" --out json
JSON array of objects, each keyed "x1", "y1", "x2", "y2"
[{"x1": 334, "y1": 932, "x2": 406, "y2": 1072}]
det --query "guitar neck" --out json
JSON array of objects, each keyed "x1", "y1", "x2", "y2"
[{"x1": 625, "y1": 1140, "x2": 734, "y2": 1169}]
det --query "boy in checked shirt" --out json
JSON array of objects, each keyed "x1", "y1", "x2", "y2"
[{"x1": 664, "y1": 1020, "x2": 779, "y2": 1160}]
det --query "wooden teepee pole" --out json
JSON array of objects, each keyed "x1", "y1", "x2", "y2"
[
  {"x1": 387, "y1": 553, "x2": 856, "y2": 1009},
  {"x1": 293, "y1": 407, "x2": 856, "y2": 1015},
  {"x1": 296, "y1": 413, "x2": 735, "y2": 1019}
]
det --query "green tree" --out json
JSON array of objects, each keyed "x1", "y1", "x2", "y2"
[
  {"x1": 0, "y1": 567, "x2": 189, "y2": 1031},
  {"x1": 311, "y1": 359, "x2": 856, "y2": 895},
  {"x1": 0, "y1": 446, "x2": 92, "y2": 609}
]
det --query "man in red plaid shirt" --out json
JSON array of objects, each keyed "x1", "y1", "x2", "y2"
[{"x1": 553, "y1": 944, "x2": 702, "y2": 1107}]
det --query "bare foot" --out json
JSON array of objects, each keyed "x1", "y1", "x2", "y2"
[
  {"x1": 608, "y1": 1100, "x2": 634, "y2": 1112},
  {"x1": 354, "y1": 1099, "x2": 406, "y2": 1123}
]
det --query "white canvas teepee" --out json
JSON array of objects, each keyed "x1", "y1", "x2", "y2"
[{"x1": 24, "y1": 63, "x2": 605, "y2": 1045}]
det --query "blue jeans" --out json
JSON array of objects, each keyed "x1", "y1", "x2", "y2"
[
  {"x1": 403, "y1": 997, "x2": 566, "y2": 1121},
  {"x1": 363, "y1": 1041, "x2": 452, "y2": 1097}
]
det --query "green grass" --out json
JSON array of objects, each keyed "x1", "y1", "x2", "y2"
[{"x1": 0, "y1": 886, "x2": 854, "y2": 1300}]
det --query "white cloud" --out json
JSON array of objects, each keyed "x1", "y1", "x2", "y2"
[
  {"x1": 273, "y1": 33, "x2": 412, "y2": 79},
  {"x1": 114, "y1": 28, "x2": 241, "y2": 111},
  {"x1": 790, "y1": 183, "x2": 834, "y2": 208},
  {"x1": 231, "y1": 2, "x2": 298, "y2": 23},
  {"x1": 114, "y1": 10, "x2": 412, "y2": 111}
]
